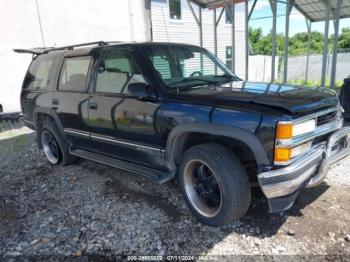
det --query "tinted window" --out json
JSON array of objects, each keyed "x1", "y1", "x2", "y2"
[
  {"x1": 58, "y1": 56, "x2": 91, "y2": 92},
  {"x1": 23, "y1": 55, "x2": 55, "y2": 90},
  {"x1": 169, "y1": 0, "x2": 181, "y2": 20},
  {"x1": 95, "y1": 49, "x2": 145, "y2": 94}
]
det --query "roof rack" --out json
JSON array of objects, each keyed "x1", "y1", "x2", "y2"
[{"x1": 14, "y1": 41, "x2": 121, "y2": 55}]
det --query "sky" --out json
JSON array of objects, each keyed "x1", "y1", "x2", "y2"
[{"x1": 248, "y1": 0, "x2": 350, "y2": 36}]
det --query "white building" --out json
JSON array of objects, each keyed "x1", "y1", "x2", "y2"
[
  {"x1": 0, "y1": 0, "x2": 246, "y2": 112},
  {"x1": 151, "y1": 0, "x2": 247, "y2": 77}
]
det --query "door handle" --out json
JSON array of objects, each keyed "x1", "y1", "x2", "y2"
[
  {"x1": 52, "y1": 98, "x2": 59, "y2": 109},
  {"x1": 52, "y1": 98, "x2": 59, "y2": 105},
  {"x1": 89, "y1": 102, "x2": 98, "y2": 110}
]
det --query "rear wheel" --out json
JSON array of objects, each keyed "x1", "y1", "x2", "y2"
[
  {"x1": 42, "y1": 129, "x2": 60, "y2": 164},
  {"x1": 179, "y1": 143, "x2": 251, "y2": 227},
  {"x1": 40, "y1": 118, "x2": 77, "y2": 165}
]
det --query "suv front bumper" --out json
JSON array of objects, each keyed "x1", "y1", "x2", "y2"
[{"x1": 258, "y1": 126, "x2": 350, "y2": 212}]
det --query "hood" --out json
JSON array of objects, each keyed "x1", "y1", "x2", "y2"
[{"x1": 173, "y1": 81, "x2": 339, "y2": 116}]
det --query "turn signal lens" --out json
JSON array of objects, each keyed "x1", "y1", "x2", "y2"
[
  {"x1": 274, "y1": 148, "x2": 291, "y2": 162},
  {"x1": 276, "y1": 124, "x2": 293, "y2": 139}
]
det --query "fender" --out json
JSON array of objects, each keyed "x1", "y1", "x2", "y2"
[
  {"x1": 165, "y1": 123, "x2": 271, "y2": 172},
  {"x1": 33, "y1": 107, "x2": 70, "y2": 147}
]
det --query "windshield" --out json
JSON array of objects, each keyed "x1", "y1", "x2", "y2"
[{"x1": 144, "y1": 45, "x2": 240, "y2": 91}]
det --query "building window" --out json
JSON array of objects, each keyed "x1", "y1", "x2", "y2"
[
  {"x1": 225, "y1": 6, "x2": 232, "y2": 24},
  {"x1": 169, "y1": 0, "x2": 182, "y2": 20}
]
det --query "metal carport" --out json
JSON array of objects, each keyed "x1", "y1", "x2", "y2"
[{"x1": 186, "y1": 0, "x2": 350, "y2": 88}]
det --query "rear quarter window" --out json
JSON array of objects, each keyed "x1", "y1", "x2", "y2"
[
  {"x1": 58, "y1": 56, "x2": 91, "y2": 92},
  {"x1": 23, "y1": 55, "x2": 55, "y2": 91}
]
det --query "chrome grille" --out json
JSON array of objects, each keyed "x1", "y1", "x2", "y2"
[{"x1": 317, "y1": 110, "x2": 337, "y2": 126}]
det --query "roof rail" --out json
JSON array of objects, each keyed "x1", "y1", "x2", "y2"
[{"x1": 14, "y1": 41, "x2": 120, "y2": 55}]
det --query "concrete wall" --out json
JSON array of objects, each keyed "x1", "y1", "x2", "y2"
[
  {"x1": 151, "y1": 0, "x2": 247, "y2": 78},
  {"x1": 0, "y1": 0, "x2": 150, "y2": 112},
  {"x1": 249, "y1": 55, "x2": 279, "y2": 82},
  {"x1": 283, "y1": 53, "x2": 350, "y2": 84}
]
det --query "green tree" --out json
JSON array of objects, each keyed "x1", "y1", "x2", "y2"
[{"x1": 339, "y1": 27, "x2": 350, "y2": 49}]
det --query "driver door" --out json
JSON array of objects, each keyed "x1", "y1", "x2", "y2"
[{"x1": 87, "y1": 47, "x2": 164, "y2": 168}]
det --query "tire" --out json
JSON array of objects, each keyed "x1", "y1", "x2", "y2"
[
  {"x1": 178, "y1": 143, "x2": 251, "y2": 227},
  {"x1": 41, "y1": 118, "x2": 78, "y2": 165}
]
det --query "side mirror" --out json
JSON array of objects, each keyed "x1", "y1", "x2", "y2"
[{"x1": 127, "y1": 82, "x2": 157, "y2": 99}]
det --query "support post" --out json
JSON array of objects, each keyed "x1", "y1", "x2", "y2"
[
  {"x1": 269, "y1": 0, "x2": 277, "y2": 82},
  {"x1": 330, "y1": 0, "x2": 342, "y2": 89},
  {"x1": 231, "y1": 2, "x2": 235, "y2": 73},
  {"x1": 199, "y1": 7, "x2": 203, "y2": 47},
  {"x1": 283, "y1": 0, "x2": 294, "y2": 83},
  {"x1": 213, "y1": 8, "x2": 218, "y2": 74},
  {"x1": 213, "y1": 8, "x2": 217, "y2": 56},
  {"x1": 321, "y1": 0, "x2": 330, "y2": 87},
  {"x1": 245, "y1": 0, "x2": 249, "y2": 80},
  {"x1": 187, "y1": 0, "x2": 203, "y2": 71},
  {"x1": 305, "y1": 20, "x2": 312, "y2": 83}
]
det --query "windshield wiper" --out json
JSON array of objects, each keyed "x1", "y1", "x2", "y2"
[
  {"x1": 168, "y1": 77, "x2": 217, "y2": 87},
  {"x1": 214, "y1": 74, "x2": 242, "y2": 82}
]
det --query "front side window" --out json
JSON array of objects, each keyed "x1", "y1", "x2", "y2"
[
  {"x1": 24, "y1": 55, "x2": 54, "y2": 90},
  {"x1": 95, "y1": 48, "x2": 145, "y2": 94},
  {"x1": 169, "y1": 0, "x2": 181, "y2": 20},
  {"x1": 58, "y1": 56, "x2": 91, "y2": 92},
  {"x1": 145, "y1": 45, "x2": 238, "y2": 91}
]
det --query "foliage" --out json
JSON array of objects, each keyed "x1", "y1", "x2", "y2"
[{"x1": 249, "y1": 27, "x2": 350, "y2": 56}]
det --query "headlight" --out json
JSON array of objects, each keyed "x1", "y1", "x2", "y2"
[
  {"x1": 276, "y1": 119, "x2": 316, "y2": 139},
  {"x1": 275, "y1": 119, "x2": 316, "y2": 164}
]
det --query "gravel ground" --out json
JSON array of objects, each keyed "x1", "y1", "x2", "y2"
[{"x1": 0, "y1": 127, "x2": 350, "y2": 260}]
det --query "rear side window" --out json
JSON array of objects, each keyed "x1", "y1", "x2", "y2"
[
  {"x1": 58, "y1": 56, "x2": 91, "y2": 92},
  {"x1": 23, "y1": 55, "x2": 55, "y2": 90}
]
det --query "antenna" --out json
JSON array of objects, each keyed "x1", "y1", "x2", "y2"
[{"x1": 160, "y1": 7, "x2": 169, "y2": 42}]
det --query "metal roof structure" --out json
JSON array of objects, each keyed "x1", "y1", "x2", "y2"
[
  {"x1": 294, "y1": 0, "x2": 350, "y2": 22},
  {"x1": 190, "y1": 0, "x2": 245, "y2": 8}
]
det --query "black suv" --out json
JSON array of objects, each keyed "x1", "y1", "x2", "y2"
[{"x1": 17, "y1": 41, "x2": 350, "y2": 227}]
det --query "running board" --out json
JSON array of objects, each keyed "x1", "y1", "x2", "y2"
[{"x1": 70, "y1": 149, "x2": 175, "y2": 183}]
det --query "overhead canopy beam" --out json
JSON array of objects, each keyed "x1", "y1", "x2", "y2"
[{"x1": 248, "y1": 0, "x2": 258, "y2": 21}]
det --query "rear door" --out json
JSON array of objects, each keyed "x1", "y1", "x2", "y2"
[
  {"x1": 21, "y1": 53, "x2": 59, "y2": 125},
  {"x1": 53, "y1": 53, "x2": 93, "y2": 150},
  {"x1": 86, "y1": 47, "x2": 164, "y2": 168}
]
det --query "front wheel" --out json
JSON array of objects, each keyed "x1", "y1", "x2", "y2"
[{"x1": 179, "y1": 143, "x2": 251, "y2": 227}]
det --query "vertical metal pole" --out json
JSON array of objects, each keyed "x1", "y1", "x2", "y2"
[
  {"x1": 199, "y1": 6, "x2": 203, "y2": 47},
  {"x1": 330, "y1": 0, "x2": 342, "y2": 89},
  {"x1": 283, "y1": 0, "x2": 292, "y2": 83},
  {"x1": 270, "y1": 0, "x2": 277, "y2": 82},
  {"x1": 305, "y1": 20, "x2": 312, "y2": 83},
  {"x1": 199, "y1": 6, "x2": 203, "y2": 72},
  {"x1": 321, "y1": 0, "x2": 330, "y2": 87},
  {"x1": 213, "y1": 8, "x2": 217, "y2": 56},
  {"x1": 213, "y1": 8, "x2": 218, "y2": 74},
  {"x1": 245, "y1": 0, "x2": 249, "y2": 80},
  {"x1": 231, "y1": 2, "x2": 235, "y2": 73}
]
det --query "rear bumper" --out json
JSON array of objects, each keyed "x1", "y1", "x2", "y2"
[{"x1": 258, "y1": 126, "x2": 350, "y2": 212}]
